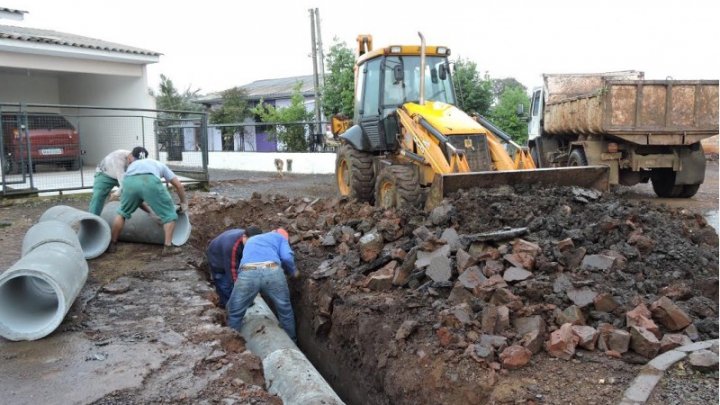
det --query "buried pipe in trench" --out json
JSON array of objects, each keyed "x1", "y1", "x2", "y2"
[
  {"x1": 38, "y1": 205, "x2": 111, "y2": 259},
  {"x1": 240, "y1": 296, "x2": 345, "y2": 405},
  {"x1": 0, "y1": 221, "x2": 88, "y2": 341},
  {"x1": 100, "y1": 201, "x2": 191, "y2": 246}
]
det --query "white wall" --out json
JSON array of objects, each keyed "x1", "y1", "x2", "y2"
[
  {"x1": 59, "y1": 69, "x2": 156, "y2": 164},
  {"x1": 0, "y1": 70, "x2": 60, "y2": 104},
  {"x1": 160, "y1": 151, "x2": 336, "y2": 174}
]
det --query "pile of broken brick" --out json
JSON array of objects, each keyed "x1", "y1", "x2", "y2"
[{"x1": 302, "y1": 185, "x2": 718, "y2": 370}]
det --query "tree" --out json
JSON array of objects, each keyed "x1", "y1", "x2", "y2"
[
  {"x1": 452, "y1": 57, "x2": 492, "y2": 116},
  {"x1": 151, "y1": 74, "x2": 202, "y2": 117},
  {"x1": 150, "y1": 75, "x2": 202, "y2": 152},
  {"x1": 491, "y1": 78, "x2": 527, "y2": 102},
  {"x1": 251, "y1": 83, "x2": 312, "y2": 152},
  {"x1": 488, "y1": 84, "x2": 531, "y2": 144},
  {"x1": 209, "y1": 87, "x2": 252, "y2": 150},
  {"x1": 322, "y1": 39, "x2": 355, "y2": 119}
]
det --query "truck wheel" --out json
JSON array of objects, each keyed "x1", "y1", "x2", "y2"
[
  {"x1": 651, "y1": 169, "x2": 683, "y2": 198},
  {"x1": 679, "y1": 184, "x2": 700, "y2": 198},
  {"x1": 336, "y1": 143, "x2": 375, "y2": 203},
  {"x1": 375, "y1": 165, "x2": 421, "y2": 209},
  {"x1": 568, "y1": 148, "x2": 588, "y2": 166}
]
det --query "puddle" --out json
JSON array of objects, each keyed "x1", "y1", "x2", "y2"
[{"x1": 705, "y1": 210, "x2": 719, "y2": 233}]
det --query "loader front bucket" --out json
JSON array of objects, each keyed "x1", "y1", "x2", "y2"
[{"x1": 426, "y1": 165, "x2": 610, "y2": 209}]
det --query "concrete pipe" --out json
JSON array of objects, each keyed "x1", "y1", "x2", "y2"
[
  {"x1": 100, "y1": 201, "x2": 191, "y2": 246},
  {"x1": 0, "y1": 222, "x2": 88, "y2": 341},
  {"x1": 240, "y1": 296, "x2": 345, "y2": 405},
  {"x1": 39, "y1": 205, "x2": 111, "y2": 259}
]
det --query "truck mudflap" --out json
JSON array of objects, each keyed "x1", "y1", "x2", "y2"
[{"x1": 426, "y1": 166, "x2": 610, "y2": 209}]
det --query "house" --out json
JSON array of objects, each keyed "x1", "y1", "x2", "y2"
[
  {"x1": 196, "y1": 74, "x2": 318, "y2": 152},
  {"x1": 0, "y1": 11, "x2": 160, "y2": 165}
]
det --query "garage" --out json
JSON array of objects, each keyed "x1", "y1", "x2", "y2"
[{"x1": 0, "y1": 17, "x2": 171, "y2": 195}]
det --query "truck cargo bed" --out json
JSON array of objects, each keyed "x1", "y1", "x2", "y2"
[{"x1": 544, "y1": 78, "x2": 719, "y2": 145}]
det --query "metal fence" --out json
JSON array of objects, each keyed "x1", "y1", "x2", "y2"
[
  {"x1": 207, "y1": 121, "x2": 337, "y2": 153},
  {"x1": 0, "y1": 103, "x2": 208, "y2": 197}
]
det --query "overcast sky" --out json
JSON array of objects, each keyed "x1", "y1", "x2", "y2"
[{"x1": 7, "y1": 0, "x2": 719, "y2": 95}]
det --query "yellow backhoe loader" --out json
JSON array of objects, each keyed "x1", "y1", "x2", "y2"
[{"x1": 334, "y1": 33, "x2": 609, "y2": 209}]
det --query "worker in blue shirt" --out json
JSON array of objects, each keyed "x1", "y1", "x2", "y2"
[
  {"x1": 206, "y1": 226, "x2": 262, "y2": 307},
  {"x1": 227, "y1": 228, "x2": 298, "y2": 342}
]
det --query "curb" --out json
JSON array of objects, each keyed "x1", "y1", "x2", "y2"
[{"x1": 617, "y1": 339, "x2": 719, "y2": 404}]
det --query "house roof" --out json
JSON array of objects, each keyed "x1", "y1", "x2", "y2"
[
  {"x1": 0, "y1": 24, "x2": 161, "y2": 56},
  {"x1": 196, "y1": 74, "x2": 316, "y2": 105},
  {"x1": 0, "y1": 7, "x2": 28, "y2": 15}
]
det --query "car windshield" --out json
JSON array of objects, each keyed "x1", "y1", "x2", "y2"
[{"x1": 382, "y1": 55, "x2": 456, "y2": 107}]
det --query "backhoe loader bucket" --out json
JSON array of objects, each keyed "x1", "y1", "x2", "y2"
[{"x1": 426, "y1": 165, "x2": 610, "y2": 209}]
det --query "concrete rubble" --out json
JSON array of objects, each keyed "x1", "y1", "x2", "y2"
[{"x1": 187, "y1": 183, "x2": 718, "y2": 403}]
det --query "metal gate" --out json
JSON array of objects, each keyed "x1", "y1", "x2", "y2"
[{"x1": 1, "y1": 103, "x2": 208, "y2": 197}]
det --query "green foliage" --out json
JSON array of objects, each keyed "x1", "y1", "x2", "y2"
[
  {"x1": 452, "y1": 57, "x2": 492, "y2": 116},
  {"x1": 488, "y1": 84, "x2": 531, "y2": 144},
  {"x1": 150, "y1": 74, "x2": 202, "y2": 150},
  {"x1": 210, "y1": 87, "x2": 251, "y2": 135},
  {"x1": 251, "y1": 83, "x2": 312, "y2": 152},
  {"x1": 322, "y1": 39, "x2": 355, "y2": 119},
  {"x1": 491, "y1": 78, "x2": 527, "y2": 101}
]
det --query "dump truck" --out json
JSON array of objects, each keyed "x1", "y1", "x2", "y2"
[
  {"x1": 333, "y1": 33, "x2": 609, "y2": 209},
  {"x1": 527, "y1": 72, "x2": 719, "y2": 197}
]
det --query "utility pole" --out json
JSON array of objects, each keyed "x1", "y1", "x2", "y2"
[
  {"x1": 314, "y1": 8, "x2": 326, "y2": 90},
  {"x1": 309, "y1": 8, "x2": 322, "y2": 149}
]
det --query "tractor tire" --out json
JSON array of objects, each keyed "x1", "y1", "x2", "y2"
[
  {"x1": 651, "y1": 168, "x2": 683, "y2": 198},
  {"x1": 336, "y1": 143, "x2": 375, "y2": 203},
  {"x1": 567, "y1": 148, "x2": 588, "y2": 167},
  {"x1": 374, "y1": 165, "x2": 422, "y2": 209}
]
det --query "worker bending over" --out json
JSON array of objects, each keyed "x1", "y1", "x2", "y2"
[
  {"x1": 206, "y1": 226, "x2": 262, "y2": 307},
  {"x1": 227, "y1": 228, "x2": 298, "y2": 342}
]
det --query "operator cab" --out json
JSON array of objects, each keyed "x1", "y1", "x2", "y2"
[{"x1": 353, "y1": 47, "x2": 456, "y2": 152}]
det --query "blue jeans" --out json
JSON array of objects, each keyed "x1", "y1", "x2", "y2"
[
  {"x1": 227, "y1": 266, "x2": 296, "y2": 341},
  {"x1": 211, "y1": 268, "x2": 233, "y2": 308}
]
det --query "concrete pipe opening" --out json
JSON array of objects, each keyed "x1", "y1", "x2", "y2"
[
  {"x1": 0, "y1": 242, "x2": 88, "y2": 341},
  {"x1": 39, "y1": 205, "x2": 111, "y2": 259},
  {"x1": 100, "y1": 201, "x2": 191, "y2": 246}
]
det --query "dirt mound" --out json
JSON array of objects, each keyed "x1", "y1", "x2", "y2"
[{"x1": 188, "y1": 185, "x2": 718, "y2": 404}]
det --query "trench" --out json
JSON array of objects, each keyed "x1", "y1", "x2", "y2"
[{"x1": 190, "y1": 233, "x2": 408, "y2": 405}]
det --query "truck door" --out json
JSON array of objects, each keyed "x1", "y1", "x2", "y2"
[
  {"x1": 356, "y1": 58, "x2": 384, "y2": 151},
  {"x1": 528, "y1": 88, "x2": 543, "y2": 140}
]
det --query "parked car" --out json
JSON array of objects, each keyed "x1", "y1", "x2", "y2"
[{"x1": 1, "y1": 113, "x2": 81, "y2": 174}]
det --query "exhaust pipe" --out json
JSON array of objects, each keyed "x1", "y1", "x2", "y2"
[
  {"x1": 0, "y1": 221, "x2": 88, "y2": 341},
  {"x1": 100, "y1": 201, "x2": 191, "y2": 246},
  {"x1": 418, "y1": 32, "x2": 426, "y2": 105},
  {"x1": 38, "y1": 205, "x2": 111, "y2": 259}
]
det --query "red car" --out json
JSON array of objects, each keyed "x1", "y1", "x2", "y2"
[{"x1": 1, "y1": 113, "x2": 81, "y2": 174}]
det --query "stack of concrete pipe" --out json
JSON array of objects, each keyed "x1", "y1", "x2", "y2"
[{"x1": 0, "y1": 205, "x2": 109, "y2": 341}]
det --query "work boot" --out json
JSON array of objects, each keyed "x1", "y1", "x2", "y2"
[
  {"x1": 162, "y1": 245, "x2": 182, "y2": 256},
  {"x1": 107, "y1": 242, "x2": 118, "y2": 253}
]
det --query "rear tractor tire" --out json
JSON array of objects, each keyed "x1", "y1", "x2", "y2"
[
  {"x1": 336, "y1": 143, "x2": 375, "y2": 203},
  {"x1": 375, "y1": 165, "x2": 422, "y2": 209}
]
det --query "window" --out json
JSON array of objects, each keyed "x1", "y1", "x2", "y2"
[
  {"x1": 532, "y1": 90, "x2": 541, "y2": 116},
  {"x1": 361, "y1": 58, "x2": 381, "y2": 117}
]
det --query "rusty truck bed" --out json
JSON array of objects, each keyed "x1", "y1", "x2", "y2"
[{"x1": 543, "y1": 78, "x2": 719, "y2": 145}]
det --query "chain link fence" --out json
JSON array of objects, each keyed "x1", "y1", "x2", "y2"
[
  {"x1": 206, "y1": 121, "x2": 337, "y2": 153},
  {"x1": 0, "y1": 103, "x2": 207, "y2": 197}
]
